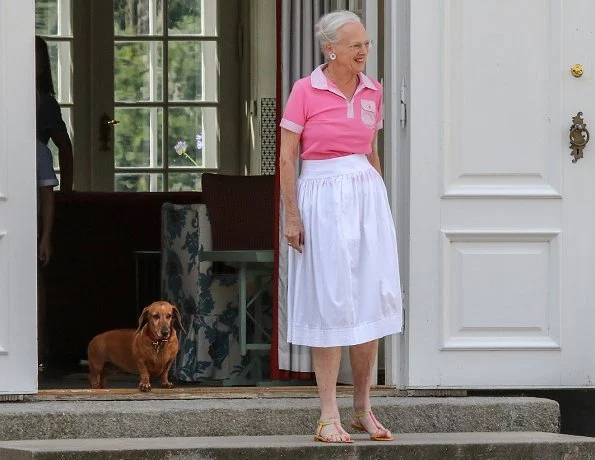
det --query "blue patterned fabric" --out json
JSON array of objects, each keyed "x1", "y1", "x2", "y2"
[{"x1": 161, "y1": 203, "x2": 245, "y2": 381}]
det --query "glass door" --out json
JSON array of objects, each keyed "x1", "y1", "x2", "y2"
[{"x1": 38, "y1": 0, "x2": 240, "y2": 192}]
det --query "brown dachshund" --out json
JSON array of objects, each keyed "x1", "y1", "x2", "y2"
[{"x1": 87, "y1": 301, "x2": 184, "y2": 392}]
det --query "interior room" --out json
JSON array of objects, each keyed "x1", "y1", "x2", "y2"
[{"x1": 36, "y1": 0, "x2": 381, "y2": 391}]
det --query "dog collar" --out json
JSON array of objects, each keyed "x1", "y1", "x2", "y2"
[
  {"x1": 151, "y1": 338, "x2": 168, "y2": 353},
  {"x1": 148, "y1": 331, "x2": 171, "y2": 353}
]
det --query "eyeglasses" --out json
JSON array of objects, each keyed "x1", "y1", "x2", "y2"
[{"x1": 343, "y1": 40, "x2": 373, "y2": 53}]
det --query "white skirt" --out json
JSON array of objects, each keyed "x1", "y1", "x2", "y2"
[{"x1": 287, "y1": 154, "x2": 403, "y2": 347}]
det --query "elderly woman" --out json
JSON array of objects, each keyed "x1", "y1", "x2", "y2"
[{"x1": 280, "y1": 11, "x2": 403, "y2": 443}]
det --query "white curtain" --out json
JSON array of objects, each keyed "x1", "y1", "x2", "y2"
[
  {"x1": 278, "y1": 1, "x2": 363, "y2": 378},
  {"x1": 278, "y1": 0, "x2": 329, "y2": 373}
]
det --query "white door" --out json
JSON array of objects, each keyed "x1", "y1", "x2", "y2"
[
  {"x1": 409, "y1": 0, "x2": 595, "y2": 388},
  {"x1": 0, "y1": 1, "x2": 38, "y2": 395}
]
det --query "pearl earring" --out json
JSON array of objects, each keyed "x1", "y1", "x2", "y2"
[{"x1": 330, "y1": 53, "x2": 337, "y2": 61}]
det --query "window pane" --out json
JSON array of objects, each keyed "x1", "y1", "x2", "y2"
[
  {"x1": 168, "y1": 107, "x2": 216, "y2": 168},
  {"x1": 115, "y1": 173, "x2": 163, "y2": 192},
  {"x1": 46, "y1": 40, "x2": 72, "y2": 104},
  {"x1": 114, "y1": 0, "x2": 163, "y2": 36},
  {"x1": 35, "y1": 0, "x2": 58, "y2": 35},
  {"x1": 168, "y1": 41, "x2": 217, "y2": 102},
  {"x1": 168, "y1": 172, "x2": 202, "y2": 191},
  {"x1": 115, "y1": 41, "x2": 163, "y2": 103},
  {"x1": 168, "y1": 0, "x2": 217, "y2": 36},
  {"x1": 114, "y1": 108, "x2": 163, "y2": 168},
  {"x1": 36, "y1": 0, "x2": 71, "y2": 36}
]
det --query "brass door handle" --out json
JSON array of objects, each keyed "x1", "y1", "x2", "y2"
[
  {"x1": 570, "y1": 112, "x2": 590, "y2": 163},
  {"x1": 99, "y1": 113, "x2": 120, "y2": 151}
]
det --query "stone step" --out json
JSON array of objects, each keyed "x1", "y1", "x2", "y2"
[
  {"x1": 1, "y1": 432, "x2": 595, "y2": 460},
  {"x1": 0, "y1": 396, "x2": 559, "y2": 441}
]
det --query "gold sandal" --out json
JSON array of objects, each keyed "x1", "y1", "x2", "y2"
[
  {"x1": 314, "y1": 419, "x2": 353, "y2": 443},
  {"x1": 351, "y1": 410, "x2": 394, "y2": 441}
]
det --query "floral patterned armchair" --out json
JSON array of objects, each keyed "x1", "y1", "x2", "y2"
[{"x1": 160, "y1": 203, "x2": 245, "y2": 382}]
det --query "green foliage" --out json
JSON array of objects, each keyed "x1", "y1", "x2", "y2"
[
  {"x1": 168, "y1": 0, "x2": 202, "y2": 35},
  {"x1": 35, "y1": 0, "x2": 58, "y2": 35},
  {"x1": 110, "y1": 1, "x2": 212, "y2": 191}
]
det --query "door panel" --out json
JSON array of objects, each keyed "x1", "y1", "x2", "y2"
[
  {"x1": 442, "y1": 0, "x2": 561, "y2": 197},
  {"x1": 0, "y1": 1, "x2": 38, "y2": 395},
  {"x1": 410, "y1": 0, "x2": 593, "y2": 388}
]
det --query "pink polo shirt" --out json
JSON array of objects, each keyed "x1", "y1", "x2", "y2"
[{"x1": 280, "y1": 64, "x2": 383, "y2": 160}]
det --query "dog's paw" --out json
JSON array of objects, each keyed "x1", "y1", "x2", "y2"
[
  {"x1": 139, "y1": 382, "x2": 152, "y2": 392},
  {"x1": 161, "y1": 382, "x2": 175, "y2": 389}
]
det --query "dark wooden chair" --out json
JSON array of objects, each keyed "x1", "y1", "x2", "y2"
[{"x1": 201, "y1": 173, "x2": 276, "y2": 251}]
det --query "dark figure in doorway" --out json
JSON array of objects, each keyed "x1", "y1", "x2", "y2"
[
  {"x1": 35, "y1": 36, "x2": 74, "y2": 371},
  {"x1": 35, "y1": 35, "x2": 73, "y2": 192}
]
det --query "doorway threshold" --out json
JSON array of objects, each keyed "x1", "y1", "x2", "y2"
[{"x1": 32, "y1": 385, "x2": 400, "y2": 401}]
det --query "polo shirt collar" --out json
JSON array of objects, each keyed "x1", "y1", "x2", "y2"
[{"x1": 310, "y1": 64, "x2": 378, "y2": 91}]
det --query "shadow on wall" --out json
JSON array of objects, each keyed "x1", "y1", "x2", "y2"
[{"x1": 470, "y1": 389, "x2": 595, "y2": 437}]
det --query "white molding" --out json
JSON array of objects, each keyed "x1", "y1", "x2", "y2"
[
  {"x1": 363, "y1": 0, "x2": 378, "y2": 79},
  {"x1": 383, "y1": 0, "x2": 410, "y2": 389},
  {"x1": 441, "y1": 337, "x2": 560, "y2": 351},
  {"x1": 442, "y1": 229, "x2": 561, "y2": 242},
  {"x1": 443, "y1": 184, "x2": 562, "y2": 199},
  {"x1": 0, "y1": 230, "x2": 6, "y2": 355},
  {"x1": 441, "y1": 229, "x2": 561, "y2": 352},
  {"x1": 0, "y1": 0, "x2": 37, "y2": 394},
  {"x1": 0, "y1": 5, "x2": 5, "y2": 201}
]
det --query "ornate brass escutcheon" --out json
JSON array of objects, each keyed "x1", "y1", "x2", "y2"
[
  {"x1": 569, "y1": 112, "x2": 590, "y2": 163},
  {"x1": 571, "y1": 64, "x2": 584, "y2": 78}
]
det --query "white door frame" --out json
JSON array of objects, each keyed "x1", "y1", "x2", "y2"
[
  {"x1": 382, "y1": 0, "x2": 410, "y2": 388},
  {"x1": 72, "y1": 1, "x2": 114, "y2": 191},
  {"x1": 0, "y1": 0, "x2": 38, "y2": 396}
]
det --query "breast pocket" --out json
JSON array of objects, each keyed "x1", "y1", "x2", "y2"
[{"x1": 360, "y1": 99, "x2": 377, "y2": 128}]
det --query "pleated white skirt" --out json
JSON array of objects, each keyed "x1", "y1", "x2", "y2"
[{"x1": 287, "y1": 154, "x2": 403, "y2": 347}]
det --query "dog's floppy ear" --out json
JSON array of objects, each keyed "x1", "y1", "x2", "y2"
[
  {"x1": 136, "y1": 306, "x2": 150, "y2": 334},
  {"x1": 172, "y1": 305, "x2": 186, "y2": 334}
]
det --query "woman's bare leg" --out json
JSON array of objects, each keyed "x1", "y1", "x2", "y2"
[
  {"x1": 312, "y1": 346, "x2": 351, "y2": 441},
  {"x1": 349, "y1": 340, "x2": 391, "y2": 438}
]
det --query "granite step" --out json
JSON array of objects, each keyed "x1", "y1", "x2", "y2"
[
  {"x1": 0, "y1": 396, "x2": 559, "y2": 441},
  {"x1": 1, "y1": 432, "x2": 595, "y2": 460}
]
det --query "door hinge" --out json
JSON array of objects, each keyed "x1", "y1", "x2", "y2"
[
  {"x1": 400, "y1": 78, "x2": 407, "y2": 129},
  {"x1": 401, "y1": 286, "x2": 406, "y2": 331}
]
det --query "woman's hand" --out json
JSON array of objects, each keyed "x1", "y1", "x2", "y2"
[
  {"x1": 38, "y1": 237, "x2": 51, "y2": 266},
  {"x1": 285, "y1": 215, "x2": 304, "y2": 253}
]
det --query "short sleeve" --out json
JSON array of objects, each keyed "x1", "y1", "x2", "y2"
[
  {"x1": 376, "y1": 84, "x2": 384, "y2": 130},
  {"x1": 280, "y1": 81, "x2": 307, "y2": 134},
  {"x1": 36, "y1": 140, "x2": 59, "y2": 188}
]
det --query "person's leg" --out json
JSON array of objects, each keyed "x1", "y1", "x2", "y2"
[
  {"x1": 312, "y1": 346, "x2": 351, "y2": 442},
  {"x1": 37, "y1": 262, "x2": 47, "y2": 368},
  {"x1": 349, "y1": 340, "x2": 392, "y2": 439}
]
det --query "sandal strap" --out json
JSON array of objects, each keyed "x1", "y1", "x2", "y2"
[
  {"x1": 316, "y1": 419, "x2": 350, "y2": 440},
  {"x1": 316, "y1": 419, "x2": 338, "y2": 437},
  {"x1": 353, "y1": 410, "x2": 383, "y2": 431},
  {"x1": 317, "y1": 419, "x2": 337, "y2": 426}
]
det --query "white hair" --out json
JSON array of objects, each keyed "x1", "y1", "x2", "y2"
[{"x1": 315, "y1": 10, "x2": 361, "y2": 52}]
